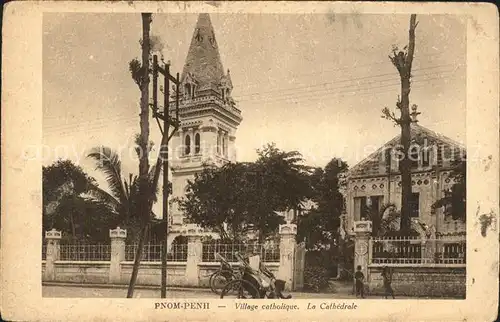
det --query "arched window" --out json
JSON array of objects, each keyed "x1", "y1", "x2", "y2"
[
  {"x1": 184, "y1": 134, "x2": 191, "y2": 155},
  {"x1": 221, "y1": 88, "x2": 225, "y2": 100},
  {"x1": 192, "y1": 85, "x2": 196, "y2": 98},
  {"x1": 409, "y1": 145, "x2": 419, "y2": 168},
  {"x1": 195, "y1": 133, "x2": 200, "y2": 154},
  {"x1": 184, "y1": 84, "x2": 191, "y2": 98}
]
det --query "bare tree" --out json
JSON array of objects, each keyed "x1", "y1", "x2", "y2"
[
  {"x1": 127, "y1": 12, "x2": 152, "y2": 298},
  {"x1": 381, "y1": 14, "x2": 419, "y2": 235}
]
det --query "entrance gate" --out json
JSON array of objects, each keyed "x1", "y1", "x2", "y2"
[{"x1": 293, "y1": 242, "x2": 306, "y2": 290}]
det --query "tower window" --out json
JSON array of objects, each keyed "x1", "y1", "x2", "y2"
[
  {"x1": 192, "y1": 85, "x2": 196, "y2": 98},
  {"x1": 195, "y1": 133, "x2": 200, "y2": 154},
  {"x1": 184, "y1": 134, "x2": 191, "y2": 155},
  {"x1": 221, "y1": 88, "x2": 225, "y2": 100}
]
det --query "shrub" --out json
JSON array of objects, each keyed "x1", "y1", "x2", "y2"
[
  {"x1": 304, "y1": 266, "x2": 330, "y2": 293},
  {"x1": 305, "y1": 250, "x2": 338, "y2": 277}
]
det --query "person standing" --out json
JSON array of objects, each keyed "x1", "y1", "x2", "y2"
[
  {"x1": 354, "y1": 265, "x2": 365, "y2": 298},
  {"x1": 382, "y1": 266, "x2": 395, "y2": 299}
]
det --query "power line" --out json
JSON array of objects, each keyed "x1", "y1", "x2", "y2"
[
  {"x1": 44, "y1": 113, "x2": 136, "y2": 132},
  {"x1": 236, "y1": 69, "x2": 456, "y2": 104},
  {"x1": 236, "y1": 52, "x2": 452, "y2": 89},
  {"x1": 238, "y1": 71, "x2": 458, "y2": 105},
  {"x1": 44, "y1": 117, "x2": 138, "y2": 137},
  {"x1": 44, "y1": 66, "x2": 459, "y2": 135},
  {"x1": 247, "y1": 74, "x2": 454, "y2": 105},
  {"x1": 237, "y1": 51, "x2": 451, "y2": 89},
  {"x1": 235, "y1": 64, "x2": 458, "y2": 100},
  {"x1": 44, "y1": 73, "x2": 457, "y2": 138}
]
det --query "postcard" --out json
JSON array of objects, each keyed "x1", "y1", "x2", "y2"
[{"x1": 1, "y1": 1, "x2": 498, "y2": 321}]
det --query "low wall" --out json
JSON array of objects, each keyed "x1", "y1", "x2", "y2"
[
  {"x1": 53, "y1": 261, "x2": 110, "y2": 284},
  {"x1": 198, "y1": 262, "x2": 279, "y2": 287},
  {"x1": 43, "y1": 260, "x2": 280, "y2": 288},
  {"x1": 120, "y1": 262, "x2": 188, "y2": 286},
  {"x1": 43, "y1": 261, "x2": 189, "y2": 286},
  {"x1": 42, "y1": 225, "x2": 303, "y2": 290},
  {"x1": 368, "y1": 265, "x2": 466, "y2": 298}
]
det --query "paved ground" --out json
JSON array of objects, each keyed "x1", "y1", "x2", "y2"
[
  {"x1": 43, "y1": 285, "x2": 216, "y2": 298},
  {"x1": 42, "y1": 284, "x2": 421, "y2": 299}
]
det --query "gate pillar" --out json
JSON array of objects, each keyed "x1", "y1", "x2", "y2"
[{"x1": 354, "y1": 221, "x2": 372, "y2": 290}]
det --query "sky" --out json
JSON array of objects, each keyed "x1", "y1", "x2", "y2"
[{"x1": 42, "y1": 13, "x2": 466, "y2": 203}]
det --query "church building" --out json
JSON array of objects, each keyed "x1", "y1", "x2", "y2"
[{"x1": 168, "y1": 14, "x2": 243, "y2": 238}]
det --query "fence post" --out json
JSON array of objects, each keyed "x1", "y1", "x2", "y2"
[
  {"x1": 109, "y1": 227, "x2": 127, "y2": 284},
  {"x1": 278, "y1": 223, "x2": 297, "y2": 291},
  {"x1": 354, "y1": 221, "x2": 372, "y2": 291},
  {"x1": 44, "y1": 229, "x2": 62, "y2": 281},
  {"x1": 183, "y1": 225, "x2": 204, "y2": 286}
]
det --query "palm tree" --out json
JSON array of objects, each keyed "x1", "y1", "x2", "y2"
[{"x1": 86, "y1": 146, "x2": 158, "y2": 242}]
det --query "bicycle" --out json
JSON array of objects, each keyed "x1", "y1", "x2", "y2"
[
  {"x1": 219, "y1": 252, "x2": 292, "y2": 299},
  {"x1": 209, "y1": 253, "x2": 239, "y2": 295}
]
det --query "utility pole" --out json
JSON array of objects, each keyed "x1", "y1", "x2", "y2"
[{"x1": 151, "y1": 54, "x2": 180, "y2": 298}]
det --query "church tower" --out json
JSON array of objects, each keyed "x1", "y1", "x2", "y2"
[{"x1": 169, "y1": 13, "x2": 243, "y2": 230}]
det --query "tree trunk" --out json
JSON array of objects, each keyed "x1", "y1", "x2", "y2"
[
  {"x1": 398, "y1": 14, "x2": 417, "y2": 235},
  {"x1": 127, "y1": 12, "x2": 152, "y2": 298},
  {"x1": 69, "y1": 212, "x2": 76, "y2": 240},
  {"x1": 127, "y1": 224, "x2": 148, "y2": 298}
]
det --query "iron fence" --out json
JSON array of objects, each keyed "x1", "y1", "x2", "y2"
[
  {"x1": 124, "y1": 244, "x2": 188, "y2": 262},
  {"x1": 202, "y1": 242, "x2": 280, "y2": 263},
  {"x1": 370, "y1": 236, "x2": 466, "y2": 265},
  {"x1": 59, "y1": 243, "x2": 112, "y2": 261}
]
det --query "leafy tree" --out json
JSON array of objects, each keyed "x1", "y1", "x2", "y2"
[
  {"x1": 178, "y1": 144, "x2": 313, "y2": 242},
  {"x1": 86, "y1": 146, "x2": 159, "y2": 242},
  {"x1": 432, "y1": 158, "x2": 466, "y2": 222},
  {"x1": 42, "y1": 159, "x2": 117, "y2": 242},
  {"x1": 179, "y1": 162, "x2": 251, "y2": 240},
  {"x1": 375, "y1": 203, "x2": 421, "y2": 237},
  {"x1": 297, "y1": 158, "x2": 348, "y2": 249},
  {"x1": 254, "y1": 143, "x2": 314, "y2": 210}
]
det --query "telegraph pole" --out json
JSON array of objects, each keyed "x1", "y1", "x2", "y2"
[{"x1": 151, "y1": 54, "x2": 180, "y2": 298}]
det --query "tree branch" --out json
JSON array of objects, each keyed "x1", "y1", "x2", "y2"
[{"x1": 381, "y1": 107, "x2": 401, "y2": 125}]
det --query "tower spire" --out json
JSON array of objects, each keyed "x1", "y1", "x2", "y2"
[{"x1": 181, "y1": 13, "x2": 225, "y2": 91}]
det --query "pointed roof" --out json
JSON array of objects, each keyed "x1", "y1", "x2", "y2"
[
  {"x1": 181, "y1": 13, "x2": 226, "y2": 91},
  {"x1": 347, "y1": 123, "x2": 466, "y2": 176}
]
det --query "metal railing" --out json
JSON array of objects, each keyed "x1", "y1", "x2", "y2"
[
  {"x1": 59, "y1": 243, "x2": 111, "y2": 261},
  {"x1": 370, "y1": 236, "x2": 466, "y2": 265},
  {"x1": 202, "y1": 242, "x2": 280, "y2": 263},
  {"x1": 124, "y1": 244, "x2": 188, "y2": 262}
]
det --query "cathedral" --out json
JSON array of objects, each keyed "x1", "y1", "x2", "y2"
[{"x1": 167, "y1": 13, "x2": 243, "y2": 241}]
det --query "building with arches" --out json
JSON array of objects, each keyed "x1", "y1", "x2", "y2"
[
  {"x1": 343, "y1": 122, "x2": 466, "y2": 238},
  {"x1": 167, "y1": 13, "x2": 243, "y2": 245}
]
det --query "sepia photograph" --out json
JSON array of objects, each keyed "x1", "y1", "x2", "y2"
[
  {"x1": 1, "y1": 1, "x2": 498, "y2": 321},
  {"x1": 41, "y1": 11, "x2": 468, "y2": 300}
]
